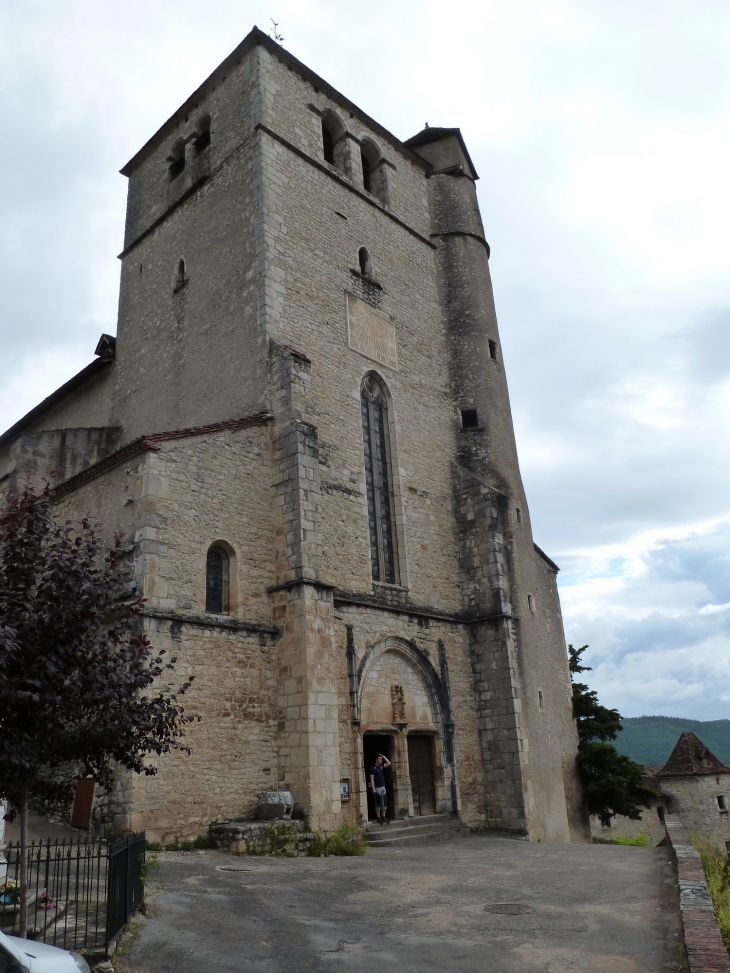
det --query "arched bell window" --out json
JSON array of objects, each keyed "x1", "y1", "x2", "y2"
[
  {"x1": 167, "y1": 138, "x2": 185, "y2": 181},
  {"x1": 321, "y1": 109, "x2": 348, "y2": 175},
  {"x1": 206, "y1": 545, "x2": 229, "y2": 614},
  {"x1": 360, "y1": 138, "x2": 389, "y2": 206},
  {"x1": 361, "y1": 374, "x2": 399, "y2": 584}
]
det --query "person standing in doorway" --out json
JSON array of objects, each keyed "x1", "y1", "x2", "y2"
[{"x1": 368, "y1": 753, "x2": 391, "y2": 824}]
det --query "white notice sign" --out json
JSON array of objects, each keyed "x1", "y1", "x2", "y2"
[{"x1": 346, "y1": 292, "x2": 398, "y2": 371}]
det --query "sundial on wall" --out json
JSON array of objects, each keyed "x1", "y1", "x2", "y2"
[{"x1": 345, "y1": 292, "x2": 398, "y2": 371}]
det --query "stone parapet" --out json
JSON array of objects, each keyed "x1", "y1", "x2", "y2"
[{"x1": 664, "y1": 814, "x2": 730, "y2": 971}]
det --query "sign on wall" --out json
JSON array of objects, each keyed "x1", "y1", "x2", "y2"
[{"x1": 346, "y1": 292, "x2": 398, "y2": 371}]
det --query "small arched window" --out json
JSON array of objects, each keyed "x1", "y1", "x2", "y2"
[
  {"x1": 361, "y1": 374, "x2": 399, "y2": 584},
  {"x1": 167, "y1": 138, "x2": 185, "y2": 181},
  {"x1": 193, "y1": 114, "x2": 211, "y2": 154},
  {"x1": 358, "y1": 247, "x2": 373, "y2": 277},
  {"x1": 206, "y1": 545, "x2": 229, "y2": 614},
  {"x1": 173, "y1": 258, "x2": 187, "y2": 293}
]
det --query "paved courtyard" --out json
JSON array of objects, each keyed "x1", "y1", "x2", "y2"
[{"x1": 119, "y1": 834, "x2": 686, "y2": 973}]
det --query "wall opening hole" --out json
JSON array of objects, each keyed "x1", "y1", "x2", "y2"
[
  {"x1": 657, "y1": 806, "x2": 665, "y2": 822},
  {"x1": 538, "y1": 690, "x2": 544, "y2": 708},
  {"x1": 527, "y1": 593, "x2": 534, "y2": 612},
  {"x1": 460, "y1": 409, "x2": 479, "y2": 430},
  {"x1": 516, "y1": 507, "x2": 522, "y2": 524},
  {"x1": 718, "y1": 795, "x2": 727, "y2": 812},
  {"x1": 489, "y1": 339, "x2": 498, "y2": 361}
]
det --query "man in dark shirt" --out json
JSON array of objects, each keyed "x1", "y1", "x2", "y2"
[{"x1": 368, "y1": 753, "x2": 391, "y2": 824}]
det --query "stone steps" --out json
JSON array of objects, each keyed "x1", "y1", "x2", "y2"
[{"x1": 366, "y1": 815, "x2": 469, "y2": 848}]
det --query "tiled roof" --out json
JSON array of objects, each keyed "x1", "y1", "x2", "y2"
[{"x1": 656, "y1": 731, "x2": 730, "y2": 777}]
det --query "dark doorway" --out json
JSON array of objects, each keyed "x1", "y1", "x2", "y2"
[
  {"x1": 407, "y1": 735, "x2": 436, "y2": 816},
  {"x1": 363, "y1": 734, "x2": 395, "y2": 821}
]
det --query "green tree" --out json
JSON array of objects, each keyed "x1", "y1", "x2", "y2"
[
  {"x1": 569, "y1": 644, "x2": 655, "y2": 825},
  {"x1": 0, "y1": 482, "x2": 198, "y2": 936}
]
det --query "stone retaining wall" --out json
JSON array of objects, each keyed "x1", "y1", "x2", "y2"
[{"x1": 664, "y1": 814, "x2": 730, "y2": 971}]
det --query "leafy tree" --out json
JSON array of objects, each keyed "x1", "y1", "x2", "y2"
[
  {"x1": 0, "y1": 482, "x2": 198, "y2": 935},
  {"x1": 569, "y1": 645, "x2": 655, "y2": 825}
]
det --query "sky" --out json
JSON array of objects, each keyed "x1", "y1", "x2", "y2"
[{"x1": 1, "y1": 1, "x2": 729, "y2": 720}]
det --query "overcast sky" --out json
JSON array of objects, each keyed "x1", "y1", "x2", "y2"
[{"x1": 1, "y1": 1, "x2": 729, "y2": 720}]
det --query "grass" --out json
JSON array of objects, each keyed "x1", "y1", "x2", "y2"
[
  {"x1": 690, "y1": 834, "x2": 730, "y2": 954},
  {"x1": 611, "y1": 833, "x2": 648, "y2": 847},
  {"x1": 308, "y1": 823, "x2": 367, "y2": 857}
]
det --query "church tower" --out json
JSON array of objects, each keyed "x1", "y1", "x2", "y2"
[{"x1": 0, "y1": 28, "x2": 585, "y2": 842}]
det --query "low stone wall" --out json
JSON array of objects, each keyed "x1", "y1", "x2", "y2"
[
  {"x1": 209, "y1": 820, "x2": 315, "y2": 856},
  {"x1": 664, "y1": 814, "x2": 730, "y2": 971}
]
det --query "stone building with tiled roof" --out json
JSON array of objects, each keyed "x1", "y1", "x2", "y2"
[{"x1": 592, "y1": 732, "x2": 730, "y2": 851}]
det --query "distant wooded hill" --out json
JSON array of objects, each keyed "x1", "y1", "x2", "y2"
[{"x1": 614, "y1": 716, "x2": 730, "y2": 768}]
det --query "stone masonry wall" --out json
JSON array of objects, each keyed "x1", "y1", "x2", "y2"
[
  {"x1": 54, "y1": 423, "x2": 283, "y2": 840},
  {"x1": 593, "y1": 775, "x2": 730, "y2": 853},
  {"x1": 255, "y1": 81, "x2": 463, "y2": 612}
]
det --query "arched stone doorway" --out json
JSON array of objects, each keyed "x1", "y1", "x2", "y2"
[{"x1": 358, "y1": 637, "x2": 452, "y2": 821}]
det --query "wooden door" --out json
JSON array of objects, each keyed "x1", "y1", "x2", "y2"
[{"x1": 407, "y1": 735, "x2": 436, "y2": 816}]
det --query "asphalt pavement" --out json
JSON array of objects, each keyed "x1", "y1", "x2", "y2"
[{"x1": 118, "y1": 833, "x2": 686, "y2": 973}]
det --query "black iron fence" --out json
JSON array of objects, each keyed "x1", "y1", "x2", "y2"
[
  {"x1": 106, "y1": 833, "x2": 145, "y2": 947},
  {"x1": 0, "y1": 832, "x2": 145, "y2": 954}
]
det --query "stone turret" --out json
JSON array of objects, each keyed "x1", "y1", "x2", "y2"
[{"x1": 407, "y1": 127, "x2": 585, "y2": 841}]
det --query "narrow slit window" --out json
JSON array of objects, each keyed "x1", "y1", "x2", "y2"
[
  {"x1": 516, "y1": 507, "x2": 522, "y2": 524},
  {"x1": 718, "y1": 795, "x2": 727, "y2": 812},
  {"x1": 489, "y1": 339, "x2": 498, "y2": 361},
  {"x1": 173, "y1": 258, "x2": 187, "y2": 293},
  {"x1": 206, "y1": 546, "x2": 229, "y2": 614},
  {"x1": 361, "y1": 374, "x2": 399, "y2": 584},
  {"x1": 527, "y1": 593, "x2": 534, "y2": 612}
]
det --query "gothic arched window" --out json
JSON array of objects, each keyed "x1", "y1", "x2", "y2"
[
  {"x1": 206, "y1": 545, "x2": 229, "y2": 614},
  {"x1": 361, "y1": 374, "x2": 399, "y2": 584}
]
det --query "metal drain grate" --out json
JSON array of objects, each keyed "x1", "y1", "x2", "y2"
[{"x1": 485, "y1": 903, "x2": 532, "y2": 915}]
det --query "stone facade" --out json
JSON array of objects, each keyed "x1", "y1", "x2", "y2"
[
  {"x1": 592, "y1": 733, "x2": 730, "y2": 852},
  {"x1": 0, "y1": 27, "x2": 586, "y2": 844}
]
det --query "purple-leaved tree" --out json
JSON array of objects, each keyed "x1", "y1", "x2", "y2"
[{"x1": 0, "y1": 482, "x2": 198, "y2": 936}]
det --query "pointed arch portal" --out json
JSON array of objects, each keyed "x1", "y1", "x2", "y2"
[{"x1": 356, "y1": 637, "x2": 454, "y2": 821}]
